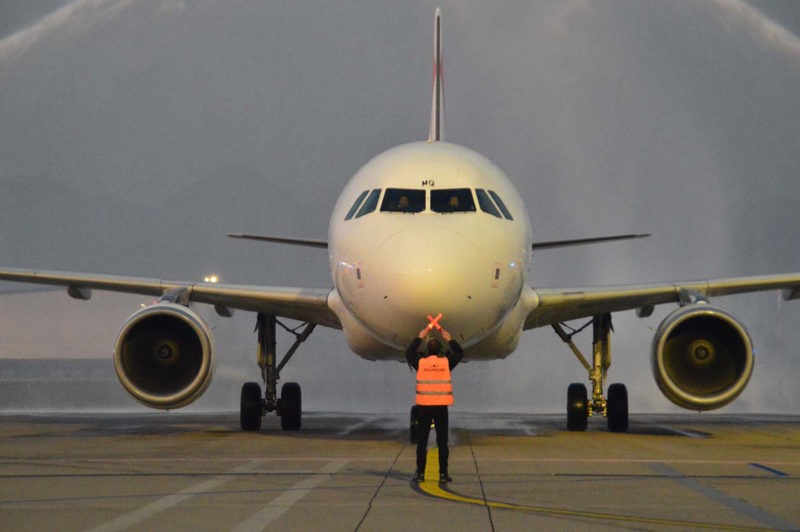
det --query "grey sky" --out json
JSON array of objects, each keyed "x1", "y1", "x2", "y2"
[{"x1": 1, "y1": 1, "x2": 799, "y2": 414}]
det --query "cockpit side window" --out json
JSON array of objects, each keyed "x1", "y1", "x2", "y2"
[
  {"x1": 344, "y1": 190, "x2": 370, "y2": 220},
  {"x1": 380, "y1": 188, "x2": 426, "y2": 213},
  {"x1": 354, "y1": 189, "x2": 381, "y2": 218},
  {"x1": 475, "y1": 189, "x2": 502, "y2": 218},
  {"x1": 488, "y1": 190, "x2": 514, "y2": 220},
  {"x1": 430, "y1": 188, "x2": 476, "y2": 213}
]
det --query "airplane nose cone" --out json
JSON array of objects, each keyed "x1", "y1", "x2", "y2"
[{"x1": 374, "y1": 227, "x2": 482, "y2": 342}]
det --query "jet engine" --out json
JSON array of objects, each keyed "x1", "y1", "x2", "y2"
[
  {"x1": 114, "y1": 303, "x2": 215, "y2": 409},
  {"x1": 652, "y1": 304, "x2": 753, "y2": 411}
]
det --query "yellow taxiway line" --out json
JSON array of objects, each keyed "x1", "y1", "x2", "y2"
[{"x1": 413, "y1": 449, "x2": 771, "y2": 531}]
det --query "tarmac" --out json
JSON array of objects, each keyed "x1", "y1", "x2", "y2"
[{"x1": 0, "y1": 412, "x2": 798, "y2": 531}]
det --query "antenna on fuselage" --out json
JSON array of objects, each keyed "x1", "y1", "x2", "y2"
[{"x1": 428, "y1": 8, "x2": 444, "y2": 142}]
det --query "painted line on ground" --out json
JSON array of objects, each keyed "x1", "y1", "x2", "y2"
[
  {"x1": 411, "y1": 449, "x2": 775, "y2": 531},
  {"x1": 7, "y1": 456, "x2": 795, "y2": 466},
  {"x1": 749, "y1": 463, "x2": 789, "y2": 477},
  {"x1": 85, "y1": 459, "x2": 267, "y2": 532},
  {"x1": 649, "y1": 462, "x2": 796, "y2": 531},
  {"x1": 338, "y1": 420, "x2": 373, "y2": 435},
  {"x1": 231, "y1": 459, "x2": 348, "y2": 532},
  {"x1": 656, "y1": 425, "x2": 707, "y2": 438}
]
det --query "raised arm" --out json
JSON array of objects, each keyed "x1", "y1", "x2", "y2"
[{"x1": 440, "y1": 328, "x2": 464, "y2": 370}]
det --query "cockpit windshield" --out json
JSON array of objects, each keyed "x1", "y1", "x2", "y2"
[
  {"x1": 354, "y1": 189, "x2": 381, "y2": 218},
  {"x1": 488, "y1": 190, "x2": 513, "y2": 220},
  {"x1": 430, "y1": 188, "x2": 476, "y2": 213},
  {"x1": 380, "y1": 188, "x2": 425, "y2": 213},
  {"x1": 345, "y1": 186, "x2": 511, "y2": 220},
  {"x1": 344, "y1": 190, "x2": 370, "y2": 220},
  {"x1": 475, "y1": 189, "x2": 502, "y2": 218}
]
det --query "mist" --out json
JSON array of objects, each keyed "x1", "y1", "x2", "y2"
[{"x1": 1, "y1": 0, "x2": 800, "y2": 415}]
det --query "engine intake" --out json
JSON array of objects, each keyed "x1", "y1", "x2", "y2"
[
  {"x1": 114, "y1": 303, "x2": 215, "y2": 409},
  {"x1": 652, "y1": 304, "x2": 753, "y2": 411}
]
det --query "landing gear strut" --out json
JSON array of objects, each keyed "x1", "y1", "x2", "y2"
[
  {"x1": 553, "y1": 314, "x2": 629, "y2": 432},
  {"x1": 240, "y1": 313, "x2": 315, "y2": 431}
]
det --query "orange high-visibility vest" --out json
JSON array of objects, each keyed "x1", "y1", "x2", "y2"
[{"x1": 416, "y1": 356, "x2": 453, "y2": 406}]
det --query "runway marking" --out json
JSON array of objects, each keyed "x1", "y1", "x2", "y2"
[
  {"x1": 655, "y1": 425, "x2": 707, "y2": 438},
  {"x1": 3, "y1": 456, "x2": 799, "y2": 467},
  {"x1": 337, "y1": 417, "x2": 402, "y2": 436},
  {"x1": 338, "y1": 420, "x2": 373, "y2": 435},
  {"x1": 648, "y1": 463, "x2": 797, "y2": 531},
  {"x1": 76, "y1": 459, "x2": 348, "y2": 531},
  {"x1": 85, "y1": 459, "x2": 267, "y2": 532},
  {"x1": 231, "y1": 459, "x2": 348, "y2": 532},
  {"x1": 749, "y1": 462, "x2": 789, "y2": 477},
  {"x1": 411, "y1": 449, "x2": 777, "y2": 531}
]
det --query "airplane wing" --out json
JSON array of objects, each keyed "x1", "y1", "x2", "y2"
[
  {"x1": 226, "y1": 233, "x2": 328, "y2": 249},
  {"x1": 225, "y1": 232, "x2": 650, "y2": 251},
  {"x1": 530, "y1": 233, "x2": 649, "y2": 251},
  {"x1": 524, "y1": 273, "x2": 800, "y2": 329},
  {"x1": 0, "y1": 267, "x2": 341, "y2": 329}
]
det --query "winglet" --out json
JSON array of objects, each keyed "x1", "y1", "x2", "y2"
[{"x1": 428, "y1": 8, "x2": 444, "y2": 142}]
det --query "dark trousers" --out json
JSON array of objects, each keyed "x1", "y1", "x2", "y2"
[{"x1": 416, "y1": 405, "x2": 449, "y2": 475}]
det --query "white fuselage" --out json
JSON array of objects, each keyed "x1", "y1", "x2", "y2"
[{"x1": 327, "y1": 141, "x2": 535, "y2": 361}]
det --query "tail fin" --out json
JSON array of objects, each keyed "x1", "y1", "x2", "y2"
[{"x1": 428, "y1": 8, "x2": 444, "y2": 142}]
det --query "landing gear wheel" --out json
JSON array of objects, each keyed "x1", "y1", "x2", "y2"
[
  {"x1": 409, "y1": 405, "x2": 419, "y2": 444},
  {"x1": 567, "y1": 383, "x2": 588, "y2": 431},
  {"x1": 240, "y1": 382, "x2": 263, "y2": 431},
  {"x1": 280, "y1": 382, "x2": 302, "y2": 431},
  {"x1": 607, "y1": 383, "x2": 629, "y2": 433}
]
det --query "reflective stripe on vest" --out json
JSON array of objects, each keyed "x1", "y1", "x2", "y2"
[{"x1": 416, "y1": 356, "x2": 453, "y2": 406}]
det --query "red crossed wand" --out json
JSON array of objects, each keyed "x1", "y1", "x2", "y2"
[{"x1": 426, "y1": 313, "x2": 443, "y2": 331}]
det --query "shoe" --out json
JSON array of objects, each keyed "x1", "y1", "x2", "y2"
[
  {"x1": 413, "y1": 471, "x2": 424, "y2": 482},
  {"x1": 439, "y1": 473, "x2": 452, "y2": 482}
]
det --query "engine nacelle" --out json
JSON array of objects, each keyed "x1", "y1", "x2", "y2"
[
  {"x1": 652, "y1": 304, "x2": 753, "y2": 411},
  {"x1": 114, "y1": 303, "x2": 215, "y2": 409}
]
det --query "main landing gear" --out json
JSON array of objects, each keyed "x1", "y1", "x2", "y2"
[
  {"x1": 240, "y1": 313, "x2": 316, "y2": 431},
  {"x1": 553, "y1": 314, "x2": 629, "y2": 432}
]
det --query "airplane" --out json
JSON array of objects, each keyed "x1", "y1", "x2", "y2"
[{"x1": 2, "y1": 9, "x2": 800, "y2": 434}]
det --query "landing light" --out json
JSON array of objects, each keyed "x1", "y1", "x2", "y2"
[{"x1": 204, "y1": 274, "x2": 220, "y2": 284}]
